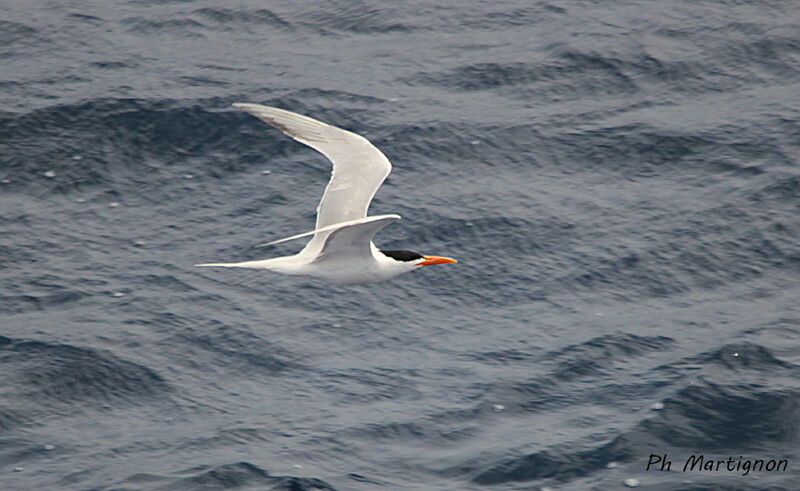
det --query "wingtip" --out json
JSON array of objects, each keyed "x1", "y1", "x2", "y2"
[{"x1": 376, "y1": 213, "x2": 402, "y2": 222}]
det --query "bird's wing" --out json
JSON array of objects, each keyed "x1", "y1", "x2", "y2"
[
  {"x1": 314, "y1": 215, "x2": 401, "y2": 262},
  {"x1": 233, "y1": 103, "x2": 392, "y2": 229},
  {"x1": 256, "y1": 214, "x2": 400, "y2": 248}
]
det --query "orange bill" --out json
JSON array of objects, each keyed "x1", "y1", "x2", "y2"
[{"x1": 418, "y1": 255, "x2": 458, "y2": 266}]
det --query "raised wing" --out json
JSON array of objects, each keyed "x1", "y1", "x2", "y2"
[
  {"x1": 233, "y1": 103, "x2": 392, "y2": 229},
  {"x1": 314, "y1": 215, "x2": 401, "y2": 263}
]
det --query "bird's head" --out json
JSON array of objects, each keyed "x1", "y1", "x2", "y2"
[{"x1": 380, "y1": 250, "x2": 458, "y2": 267}]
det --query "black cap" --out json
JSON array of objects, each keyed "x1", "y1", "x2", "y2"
[{"x1": 380, "y1": 250, "x2": 424, "y2": 262}]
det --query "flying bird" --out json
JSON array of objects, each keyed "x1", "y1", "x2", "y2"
[{"x1": 196, "y1": 104, "x2": 457, "y2": 284}]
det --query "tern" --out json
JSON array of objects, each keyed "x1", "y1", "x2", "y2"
[{"x1": 196, "y1": 104, "x2": 457, "y2": 284}]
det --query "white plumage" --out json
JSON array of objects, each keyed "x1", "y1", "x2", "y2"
[{"x1": 196, "y1": 104, "x2": 456, "y2": 284}]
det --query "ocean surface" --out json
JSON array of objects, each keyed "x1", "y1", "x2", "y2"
[{"x1": 2, "y1": 1, "x2": 800, "y2": 489}]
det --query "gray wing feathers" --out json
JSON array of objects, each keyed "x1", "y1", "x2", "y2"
[
  {"x1": 232, "y1": 103, "x2": 335, "y2": 144},
  {"x1": 233, "y1": 103, "x2": 392, "y2": 229},
  {"x1": 316, "y1": 215, "x2": 401, "y2": 261},
  {"x1": 256, "y1": 214, "x2": 400, "y2": 248}
]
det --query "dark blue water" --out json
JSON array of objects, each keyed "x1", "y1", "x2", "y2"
[{"x1": 2, "y1": 1, "x2": 800, "y2": 489}]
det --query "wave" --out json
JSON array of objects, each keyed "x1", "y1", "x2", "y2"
[
  {"x1": 0, "y1": 336, "x2": 171, "y2": 432},
  {"x1": 462, "y1": 342, "x2": 799, "y2": 486},
  {"x1": 117, "y1": 462, "x2": 337, "y2": 490}
]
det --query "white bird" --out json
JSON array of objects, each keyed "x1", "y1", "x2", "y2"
[{"x1": 196, "y1": 103, "x2": 457, "y2": 284}]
